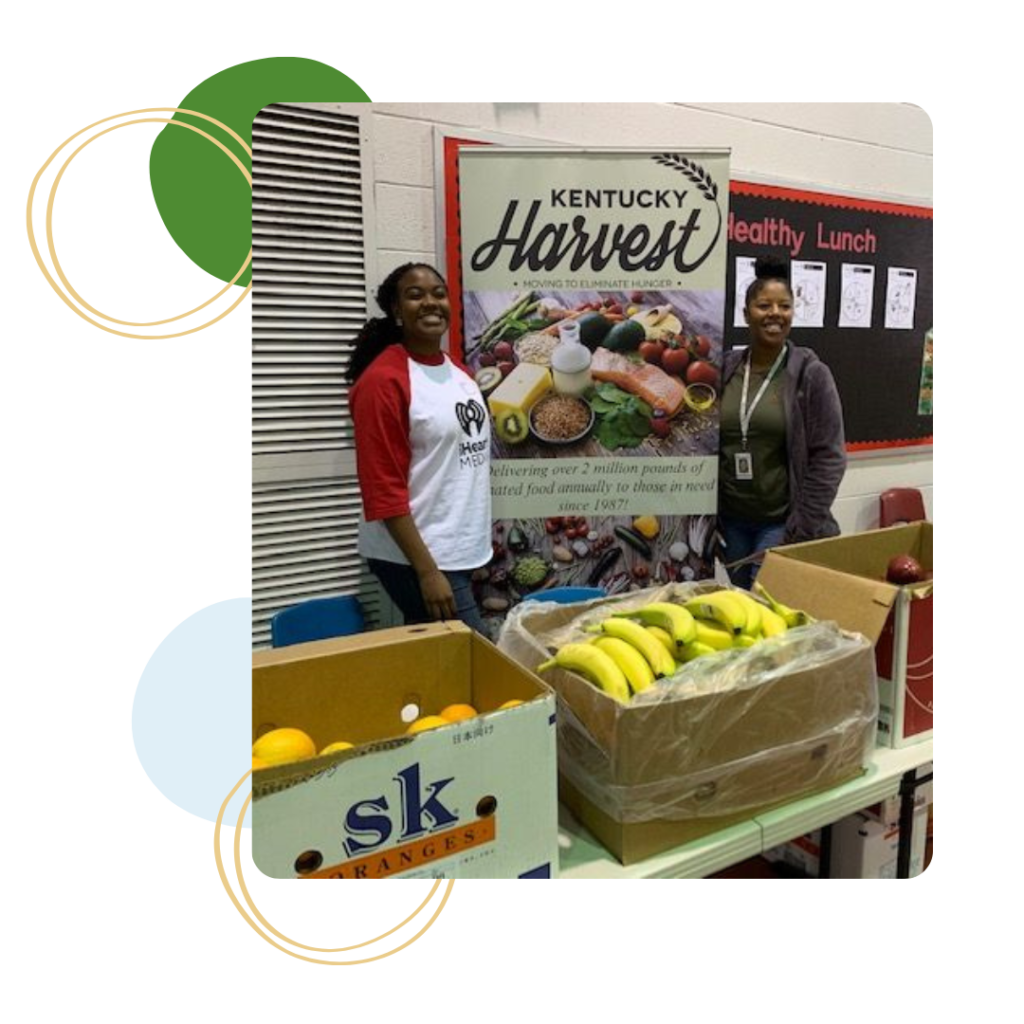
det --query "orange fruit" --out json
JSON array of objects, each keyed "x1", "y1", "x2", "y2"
[
  {"x1": 439, "y1": 703, "x2": 478, "y2": 723},
  {"x1": 252, "y1": 727, "x2": 316, "y2": 766},
  {"x1": 406, "y1": 715, "x2": 451, "y2": 735},
  {"x1": 498, "y1": 699, "x2": 525, "y2": 709},
  {"x1": 320, "y1": 741, "x2": 355, "y2": 755}
]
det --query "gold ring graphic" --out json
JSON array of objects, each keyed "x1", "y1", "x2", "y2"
[
  {"x1": 215, "y1": 769, "x2": 454, "y2": 964},
  {"x1": 27, "y1": 108, "x2": 252, "y2": 338}
]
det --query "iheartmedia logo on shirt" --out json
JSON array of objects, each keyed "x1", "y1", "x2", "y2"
[
  {"x1": 455, "y1": 400, "x2": 486, "y2": 437},
  {"x1": 459, "y1": 436, "x2": 488, "y2": 467}
]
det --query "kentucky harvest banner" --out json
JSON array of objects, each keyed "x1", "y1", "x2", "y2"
[{"x1": 452, "y1": 147, "x2": 730, "y2": 621}]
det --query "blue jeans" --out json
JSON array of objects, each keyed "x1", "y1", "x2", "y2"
[
  {"x1": 717, "y1": 516, "x2": 787, "y2": 591},
  {"x1": 367, "y1": 559, "x2": 486, "y2": 634}
]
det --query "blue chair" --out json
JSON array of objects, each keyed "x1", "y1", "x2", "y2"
[
  {"x1": 270, "y1": 595, "x2": 365, "y2": 648},
  {"x1": 521, "y1": 586, "x2": 605, "y2": 605}
]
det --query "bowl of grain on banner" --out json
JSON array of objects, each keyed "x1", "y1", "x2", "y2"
[
  {"x1": 514, "y1": 332, "x2": 560, "y2": 366},
  {"x1": 529, "y1": 393, "x2": 595, "y2": 446}
]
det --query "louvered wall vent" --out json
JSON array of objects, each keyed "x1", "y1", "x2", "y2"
[{"x1": 251, "y1": 103, "x2": 377, "y2": 647}]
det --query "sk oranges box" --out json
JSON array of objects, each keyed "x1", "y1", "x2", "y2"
[{"x1": 251, "y1": 622, "x2": 557, "y2": 879}]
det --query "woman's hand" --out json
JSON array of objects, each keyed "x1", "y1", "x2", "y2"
[
  {"x1": 381, "y1": 515, "x2": 457, "y2": 620},
  {"x1": 417, "y1": 567, "x2": 457, "y2": 621}
]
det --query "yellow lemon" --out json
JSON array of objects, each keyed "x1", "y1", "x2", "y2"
[
  {"x1": 252, "y1": 756, "x2": 268, "y2": 771},
  {"x1": 406, "y1": 715, "x2": 451, "y2": 735},
  {"x1": 498, "y1": 699, "x2": 525, "y2": 709},
  {"x1": 439, "y1": 703, "x2": 478, "y2": 723},
  {"x1": 252, "y1": 727, "x2": 316, "y2": 766},
  {"x1": 320, "y1": 741, "x2": 355, "y2": 756}
]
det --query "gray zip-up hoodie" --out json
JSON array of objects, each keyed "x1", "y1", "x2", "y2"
[{"x1": 722, "y1": 343, "x2": 846, "y2": 542}]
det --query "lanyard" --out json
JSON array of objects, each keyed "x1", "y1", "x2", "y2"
[{"x1": 739, "y1": 344, "x2": 787, "y2": 450}]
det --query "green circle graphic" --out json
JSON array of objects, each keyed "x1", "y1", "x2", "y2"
[{"x1": 150, "y1": 58, "x2": 370, "y2": 287}]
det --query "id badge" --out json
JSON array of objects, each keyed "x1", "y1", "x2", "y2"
[{"x1": 735, "y1": 451, "x2": 753, "y2": 480}]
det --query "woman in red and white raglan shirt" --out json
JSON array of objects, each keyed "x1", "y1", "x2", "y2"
[{"x1": 347, "y1": 263, "x2": 491, "y2": 631}]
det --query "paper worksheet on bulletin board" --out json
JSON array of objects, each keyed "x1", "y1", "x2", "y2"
[{"x1": 725, "y1": 180, "x2": 933, "y2": 452}]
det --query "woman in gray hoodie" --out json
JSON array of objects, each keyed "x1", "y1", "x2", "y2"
[{"x1": 718, "y1": 255, "x2": 846, "y2": 588}]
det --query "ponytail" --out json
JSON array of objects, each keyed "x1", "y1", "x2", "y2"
[{"x1": 346, "y1": 315, "x2": 402, "y2": 383}]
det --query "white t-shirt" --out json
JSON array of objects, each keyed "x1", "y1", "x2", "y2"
[{"x1": 349, "y1": 345, "x2": 492, "y2": 571}]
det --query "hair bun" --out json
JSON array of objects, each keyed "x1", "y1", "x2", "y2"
[{"x1": 754, "y1": 255, "x2": 790, "y2": 282}]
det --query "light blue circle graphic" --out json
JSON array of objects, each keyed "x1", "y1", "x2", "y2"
[{"x1": 132, "y1": 598, "x2": 252, "y2": 827}]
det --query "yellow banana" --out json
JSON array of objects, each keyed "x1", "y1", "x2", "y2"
[
  {"x1": 691, "y1": 617, "x2": 735, "y2": 651},
  {"x1": 537, "y1": 643, "x2": 631, "y2": 703},
  {"x1": 733, "y1": 634, "x2": 758, "y2": 648},
  {"x1": 759, "y1": 605, "x2": 788, "y2": 637},
  {"x1": 684, "y1": 590, "x2": 749, "y2": 635},
  {"x1": 590, "y1": 617, "x2": 677, "y2": 677},
  {"x1": 679, "y1": 641, "x2": 716, "y2": 662},
  {"x1": 614, "y1": 602, "x2": 697, "y2": 647},
  {"x1": 593, "y1": 636, "x2": 656, "y2": 694},
  {"x1": 752, "y1": 581, "x2": 812, "y2": 627},
  {"x1": 729, "y1": 590, "x2": 764, "y2": 638},
  {"x1": 646, "y1": 625, "x2": 678, "y2": 660}
]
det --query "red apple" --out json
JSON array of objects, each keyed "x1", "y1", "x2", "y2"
[{"x1": 886, "y1": 554, "x2": 924, "y2": 584}]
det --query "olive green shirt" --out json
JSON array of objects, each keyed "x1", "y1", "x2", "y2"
[{"x1": 719, "y1": 352, "x2": 790, "y2": 521}]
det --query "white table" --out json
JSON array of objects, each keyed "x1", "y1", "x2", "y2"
[{"x1": 557, "y1": 740, "x2": 933, "y2": 879}]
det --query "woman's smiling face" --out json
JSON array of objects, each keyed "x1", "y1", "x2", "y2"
[
  {"x1": 392, "y1": 266, "x2": 450, "y2": 346},
  {"x1": 745, "y1": 279, "x2": 793, "y2": 352}
]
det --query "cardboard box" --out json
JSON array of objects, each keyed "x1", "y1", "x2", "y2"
[
  {"x1": 832, "y1": 805, "x2": 930, "y2": 878},
  {"x1": 251, "y1": 622, "x2": 558, "y2": 879},
  {"x1": 758, "y1": 523, "x2": 933, "y2": 748},
  {"x1": 766, "y1": 758, "x2": 933, "y2": 875},
  {"x1": 499, "y1": 586, "x2": 878, "y2": 865},
  {"x1": 764, "y1": 802, "x2": 930, "y2": 878}
]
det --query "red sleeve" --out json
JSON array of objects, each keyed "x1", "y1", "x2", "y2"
[{"x1": 349, "y1": 348, "x2": 413, "y2": 520}]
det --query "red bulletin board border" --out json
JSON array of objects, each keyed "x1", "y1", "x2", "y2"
[
  {"x1": 847, "y1": 437, "x2": 933, "y2": 453},
  {"x1": 730, "y1": 179, "x2": 934, "y2": 220},
  {"x1": 442, "y1": 141, "x2": 932, "y2": 452}
]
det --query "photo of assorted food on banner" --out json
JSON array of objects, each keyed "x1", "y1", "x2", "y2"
[{"x1": 450, "y1": 148, "x2": 730, "y2": 635}]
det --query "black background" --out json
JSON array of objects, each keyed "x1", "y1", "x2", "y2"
[{"x1": 725, "y1": 183, "x2": 932, "y2": 449}]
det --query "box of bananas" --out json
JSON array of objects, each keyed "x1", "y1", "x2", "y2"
[
  {"x1": 529, "y1": 584, "x2": 812, "y2": 705},
  {"x1": 498, "y1": 582, "x2": 879, "y2": 864}
]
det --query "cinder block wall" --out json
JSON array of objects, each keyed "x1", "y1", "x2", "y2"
[{"x1": 367, "y1": 102, "x2": 933, "y2": 532}]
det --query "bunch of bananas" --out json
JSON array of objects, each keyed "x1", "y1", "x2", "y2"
[{"x1": 536, "y1": 589, "x2": 813, "y2": 703}]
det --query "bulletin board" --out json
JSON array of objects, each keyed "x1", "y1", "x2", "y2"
[{"x1": 725, "y1": 180, "x2": 932, "y2": 452}]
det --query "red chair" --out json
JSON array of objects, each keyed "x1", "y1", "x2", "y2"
[{"x1": 879, "y1": 488, "x2": 927, "y2": 527}]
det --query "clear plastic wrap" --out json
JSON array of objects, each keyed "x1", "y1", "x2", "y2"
[{"x1": 498, "y1": 582, "x2": 879, "y2": 824}]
